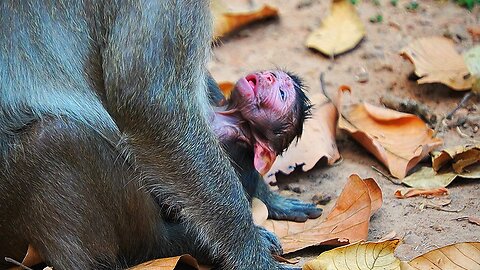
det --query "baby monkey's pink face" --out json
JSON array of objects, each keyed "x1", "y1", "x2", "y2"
[{"x1": 232, "y1": 70, "x2": 296, "y2": 134}]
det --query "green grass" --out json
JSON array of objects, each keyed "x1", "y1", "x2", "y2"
[{"x1": 455, "y1": 0, "x2": 480, "y2": 10}]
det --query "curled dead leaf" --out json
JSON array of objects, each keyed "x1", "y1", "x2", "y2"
[
  {"x1": 432, "y1": 143, "x2": 480, "y2": 173},
  {"x1": 306, "y1": 0, "x2": 365, "y2": 56},
  {"x1": 339, "y1": 102, "x2": 442, "y2": 179},
  {"x1": 394, "y1": 187, "x2": 448, "y2": 199},
  {"x1": 400, "y1": 36, "x2": 474, "y2": 90},
  {"x1": 259, "y1": 175, "x2": 381, "y2": 254},
  {"x1": 211, "y1": 0, "x2": 278, "y2": 38}
]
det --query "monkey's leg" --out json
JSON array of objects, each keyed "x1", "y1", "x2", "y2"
[
  {"x1": 253, "y1": 175, "x2": 323, "y2": 222},
  {"x1": 0, "y1": 117, "x2": 167, "y2": 269}
]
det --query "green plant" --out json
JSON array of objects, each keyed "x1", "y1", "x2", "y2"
[{"x1": 456, "y1": 0, "x2": 480, "y2": 10}]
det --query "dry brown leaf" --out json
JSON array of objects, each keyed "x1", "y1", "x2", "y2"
[
  {"x1": 303, "y1": 240, "x2": 402, "y2": 270},
  {"x1": 394, "y1": 187, "x2": 448, "y2": 199},
  {"x1": 260, "y1": 175, "x2": 381, "y2": 254},
  {"x1": 305, "y1": 0, "x2": 365, "y2": 56},
  {"x1": 129, "y1": 255, "x2": 199, "y2": 270},
  {"x1": 211, "y1": 0, "x2": 278, "y2": 38},
  {"x1": 400, "y1": 36, "x2": 474, "y2": 90},
  {"x1": 402, "y1": 242, "x2": 480, "y2": 270},
  {"x1": 339, "y1": 103, "x2": 442, "y2": 179}
]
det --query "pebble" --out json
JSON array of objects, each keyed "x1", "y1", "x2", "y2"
[{"x1": 312, "y1": 193, "x2": 332, "y2": 205}]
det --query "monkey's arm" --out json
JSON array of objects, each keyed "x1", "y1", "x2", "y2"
[{"x1": 252, "y1": 172, "x2": 323, "y2": 222}]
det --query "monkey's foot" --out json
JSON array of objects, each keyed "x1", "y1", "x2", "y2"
[
  {"x1": 267, "y1": 197, "x2": 323, "y2": 222},
  {"x1": 256, "y1": 226, "x2": 283, "y2": 255}
]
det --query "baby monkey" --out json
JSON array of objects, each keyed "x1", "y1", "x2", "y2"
[{"x1": 210, "y1": 70, "x2": 322, "y2": 222}]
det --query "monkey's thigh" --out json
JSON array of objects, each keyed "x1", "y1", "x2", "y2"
[{"x1": 0, "y1": 117, "x2": 163, "y2": 269}]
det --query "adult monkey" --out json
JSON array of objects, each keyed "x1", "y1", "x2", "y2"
[{"x1": 0, "y1": 1, "x2": 291, "y2": 269}]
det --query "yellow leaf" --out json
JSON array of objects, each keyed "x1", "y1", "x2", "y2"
[
  {"x1": 211, "y1": 0, "x2": 278, "y2": 38},
  {"x1": 303, "y1": 241, "x2": 480, "y2": 270},
  {"x1": 402, "y1": 164, "x2": 480, "y2": 188},
  {"x1": 305, "y1": 0, "x2": 365, "y2": 56},
  {"x1": 303, "y1": 240, "x2": 402, "y2": 270},
  {"x1": 338, "y1": 103, "x2": 443, "y2": 179},
  {"x1": 400, "y1": 36, "x2": 474, "y2": 90}
]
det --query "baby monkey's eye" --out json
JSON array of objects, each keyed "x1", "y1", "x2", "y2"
[{"x1": 279, "y1": 89, "x2": 286, "y2": 101}]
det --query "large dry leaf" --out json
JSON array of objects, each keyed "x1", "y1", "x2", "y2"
[
  {"x1": 258, "y1": 175, "x2": 382, "y2": 254},
  {"x1": 306, "y1": 0, "x2": 365, "y2": 56},
  {"x1": 303, "y1": 240, "x2": 402, "y2": 270},
  {"x1": 432, "y1": 144, "x2": 480, "y2": 173},
  {"x1": 211, "y1": 0, "x2": 278, "y2": 38},
  {"x1": 394, "y1": 187, "x2": 448, "y2": 199},
  {"x1": 339, "y1": 103, "x2": 443, "y2": 179},
  {"x1": 401, "y1": 242, "x2": 480, "y2": 270},
  {"x1": 129, "y1": 255, "x2": 200, "y2": 270},
  {"x1": 303, "y1": 240, "x2": 480, "y2": 270},
  {"x1": 402, "y1": 164, "x2": 480, "y2": 188},
  {"x1": 400, "y1": 36, "x2": 474, "y2": 90}
]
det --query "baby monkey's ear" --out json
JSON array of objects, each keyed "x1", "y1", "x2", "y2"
[{"x1": 253, "y1": 139, "x2": 277, "y2": 175}]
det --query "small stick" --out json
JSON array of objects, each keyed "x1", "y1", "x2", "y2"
[
  {"x1": 371, "y1": 166, "x2": 402, "y2": 185},
  {"x1": 4, "y1": 257, "x2": 34, "y2": 270},
  {"x1": 446, "y1": 91, "x2": 474, "y2": 120},
  {"x1": 427, "y1": 205, "x2": 466, "y2": 213}
]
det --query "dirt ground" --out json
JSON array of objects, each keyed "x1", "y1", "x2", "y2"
[{"x1": 208, "y1": 0, "x2": 480, "y2": 265}]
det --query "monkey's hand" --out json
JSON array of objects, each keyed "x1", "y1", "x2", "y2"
[
  {"x1": 256, "y1": 225, "x2": 283, "y2": 255},
  {"x1": 266, "y1": 195, "x2": 322, "y2": 222}
]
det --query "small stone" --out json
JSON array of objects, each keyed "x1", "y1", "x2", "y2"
[
  {"x1": 355, "y1": 67, "x2": 369, "y2": 83},
  {"x1": 312, "y1": 193, "x2": 332, "y2": 205},
  {"x1": 473, "y1": 125, "x2": 479, "y2": 133},
  {"x1": 285, "y1": 183, "x2": 305, "y2": 194}
]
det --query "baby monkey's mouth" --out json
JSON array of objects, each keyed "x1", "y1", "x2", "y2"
[{"x1": 245, "y1": 74, "x2": 257, "y2": 95}]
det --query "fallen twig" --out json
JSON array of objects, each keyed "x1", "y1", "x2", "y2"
[
  {"x1": 446, "y1": 91, "x2": 474, "y2": 120},
  {"x1": 371, "y1": 165, "x2": 402, "y2": 185},
  {"x1": 426, "y1": 204, "x2": 465, "y2": 213}
]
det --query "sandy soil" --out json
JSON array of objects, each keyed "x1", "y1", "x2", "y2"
[{"x1": 209, "y1": 0, "x2": 480, "y2": 265}]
